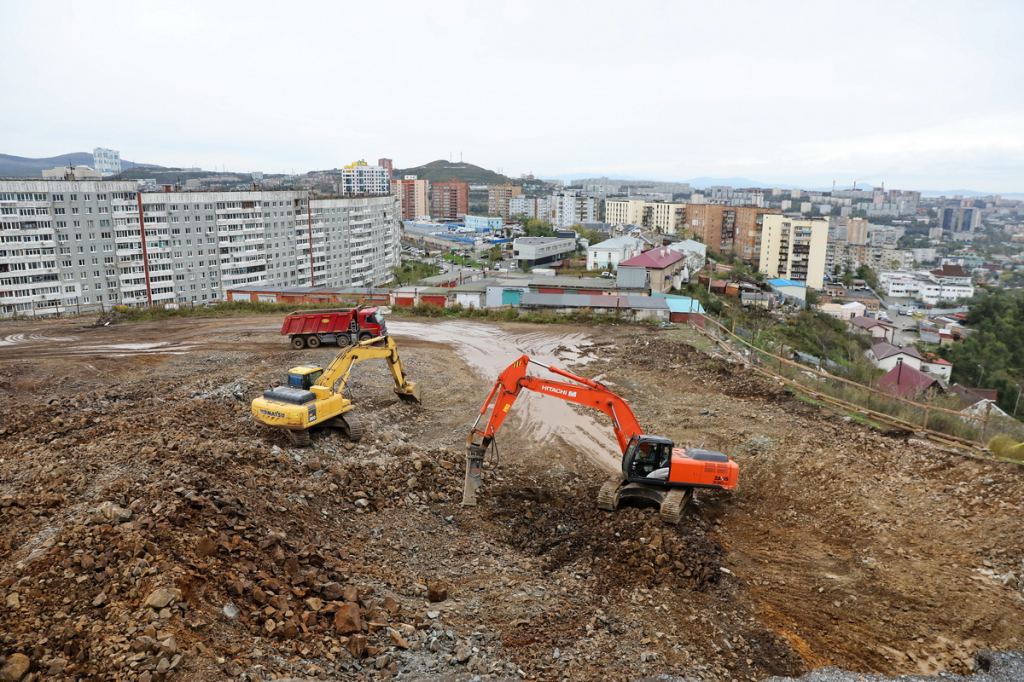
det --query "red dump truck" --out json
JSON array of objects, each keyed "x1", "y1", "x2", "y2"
[{"x1": 282, "y1": 307, "x2": 388, "y2": 349}]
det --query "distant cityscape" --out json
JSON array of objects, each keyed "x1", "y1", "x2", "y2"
[{"x1": 1, "y1": 147, "x2": 1022, "y2": 321}]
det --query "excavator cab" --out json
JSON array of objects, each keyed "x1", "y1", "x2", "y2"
[
  {"x1": 623, "y1": 435, "x2": 675, "y2": 482},
  {"x1": 288, "y1": 366, "x2": 324, "y2": 391}
]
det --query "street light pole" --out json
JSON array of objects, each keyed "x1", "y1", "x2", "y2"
[
  {"x1": 977, "y1": 365, "x2": 985, "y2": 388},
  {"x1": 1014, "y1": 385, "x2": 1022, "y2": 417}
]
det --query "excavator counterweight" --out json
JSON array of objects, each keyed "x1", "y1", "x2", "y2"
[
  {"x1": 252, "y1": 335, "x2": 420, "y2": 447},
  {"x1": 465, "y1": 354, "x2": 737, "y2": 523}
]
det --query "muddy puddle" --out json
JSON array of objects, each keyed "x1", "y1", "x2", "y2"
[{"x1": 389, "y1": 320, "x2": 620, "y2": 473}]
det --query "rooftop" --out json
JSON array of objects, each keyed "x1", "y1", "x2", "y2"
[
  {"x1": 766, "y1": 278, "x2": 807, "y2": 288},
  {"x1": 876, "y1": 363, "x2": 941, "y2": 398},
  {"x1": 514, "y1": 237, "x2": 575, "y2": 245},
  {"x1": 619, "y1": 247, "x2": 683, "y2": 269},
  {"x1": 870, "y1": 342, "x2": 923, "y2": 361},
  {"x1": 930, "y1": 263, "x2": 970, "y2": 278},
  {"x1": 591, "y1": 236, "x2": 642, "y2": 249}
]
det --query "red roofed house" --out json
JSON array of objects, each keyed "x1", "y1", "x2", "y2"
[
  {"x1": 920, "y1": 353, "x2": 953, "y2": 382},
  {"x1": 876, "y1": 360, "x2": 942, "y2": 398},
  {"x1": 616, "y1": 247, "x2": 684, "y2": 294}
]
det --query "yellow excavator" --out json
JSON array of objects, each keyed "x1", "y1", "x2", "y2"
[{"x1": 251, "y1": 335, "x2": 421, "y2": 446}]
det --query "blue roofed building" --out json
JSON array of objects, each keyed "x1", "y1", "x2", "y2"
[{"x1": 766, "y1": 278, "x2": 808, "y2": 302}]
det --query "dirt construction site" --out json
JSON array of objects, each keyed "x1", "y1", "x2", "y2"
[{"x1": 0, "y1": 313, "x2": 1023, "y2": 682}]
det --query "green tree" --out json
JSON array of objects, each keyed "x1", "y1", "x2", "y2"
[
  {"x1": 937, "y1": 288, "x2": 1024, "y2": 414},
  {"x1": 519, "y1": 217, "x2": 555, "y2": 237},
  {"x1": 805, "y1": 289, "x2": 821, "y2": 309},
  {"x1": 855, "y1": 265, "x2": 879, "y2": 289}
]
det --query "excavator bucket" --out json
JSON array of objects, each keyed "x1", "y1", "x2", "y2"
[{"x1": 394, "y1": 381, "x2": 421, "y2": 404}]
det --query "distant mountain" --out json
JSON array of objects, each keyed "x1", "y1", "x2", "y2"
[
  {"x1": 919, "y1": 189, "x2": 1024, "y2": 199},
  {"x1": 0, "y1": 152, "x2": 161, "y2": 177},
  {"x1": 397, "y1": 160, "x2": 513, "y2": 185}
]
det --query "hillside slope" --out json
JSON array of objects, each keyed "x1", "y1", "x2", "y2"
[
  {"x1": 397, "y1": 159, "x2": 514, "y2": 185},
  {"x1": 0, "y1": 152, "x2": 160, "y2": 177}
]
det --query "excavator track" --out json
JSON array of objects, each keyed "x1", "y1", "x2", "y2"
[
  {"x1": 597, "y1": 476, "x2": 623, "y2": 511},
  {"x1": 285, "y1": 428, "x2": 310, "y2": 447},
  {"x1": 659, "y1": 487, "x2": 694, "y2": 525},
  {"x1": 327, "y1": 413, "x2": 365, "y2": 442},
  {"x1": 344, "y1": 413, "x2": 365, "y2": 442}
]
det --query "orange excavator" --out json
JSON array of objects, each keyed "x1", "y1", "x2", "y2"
[{"x1": 464, "y1": 355, "x2": 738, "y2": 524}]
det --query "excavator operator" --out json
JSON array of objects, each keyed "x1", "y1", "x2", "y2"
[{"x1": 630, "y1": 441, "x2": 672, "y2": 480}]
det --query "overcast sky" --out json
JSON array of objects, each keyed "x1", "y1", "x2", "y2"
[{"x1": 2, "y1": 0, "x2": 1022, "y2": 191}]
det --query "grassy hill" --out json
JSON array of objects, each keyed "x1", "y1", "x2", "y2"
[
  {"x1": 0, "y1": 152, "x2": 161, "y2": 177},
  {"x1": 396, "y1": 159, "x2": 514, "y2": 185}
]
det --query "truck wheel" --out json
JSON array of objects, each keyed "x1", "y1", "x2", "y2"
[
  {"x1": 291, "y1": 336, "x2": 307, "y2": 349},
  {"x1": 336, "y1": 333, "x2": 351, "y2": 346},
  {"x1": 358, "y1": 332, "x2": 373, "y2": 343},
  {"x1": 307, "y1": 335, "x2": 321, "y2": 349}
]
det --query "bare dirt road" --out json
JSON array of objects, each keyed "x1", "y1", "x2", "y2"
[{"x1": 0, "y1": 313, "x2": 1021, "y2": 682}]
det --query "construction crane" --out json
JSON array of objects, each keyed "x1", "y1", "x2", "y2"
[
  {"x1": 464, "y1": 355, "x2": 738, "y2": 524},
  {"x1": 252, "y1": 335, "x2": 420, "y2": 447}
]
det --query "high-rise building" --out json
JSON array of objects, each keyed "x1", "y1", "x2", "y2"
[
  {"x1": 758, "y1": 215, "x2": 828, "y2": 288},
  {"x1": 430, "y1": 178, "x2": 469, "y2": 222},
  {"x1": 847, "y1": 217, "x2": 869, "y2": 246},
  {"x1": 339, "y1": 161, "x2": 391, "y2": 196},
  {"x1": 487, "y1": 183, "x2": 522, "y2": 220},
  {"x1": 937, "y1": 201, "x2": 979, "y2": 233},
  {"x1": 391, "y1": 176, "x2": 430, "y2": 221},
  {"x1": 551, "y1": 190, "x2": 599, "y2": 228},
  {"x1": 92, "y1": 148, "x2": 121, "y2": 176},
  {"x1": 0, "y1": 180, "x2": 400, "y2": 317},
  {"x1": 378, "y1": 158, "x2": 393, "y2": 176}
]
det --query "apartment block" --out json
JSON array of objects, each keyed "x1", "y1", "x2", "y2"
[
  {"x1": 430, "y1": 179, "x2": 469, "y2": 222},
  {"x1": 551, "y1": 190, "x2": 599, "y2": 228},
  {"x1": 339, "y1": 161, "x2": 391, "y2": 196},
  {"x1": 487, "y1": 184, "x2": 522, "y2": 220},
  {"x1": 684, "y1": 204, "x2": 780, "y2": 259},
  {"x1": 605, "y1": 199, "x2": 646, "y2": 226},
  {"x1": 509, "y1": 195, "x2": 553, "y2": 221},
  {"x1": 758, "y1": 215, "x2": 828, "y2": 288},
  {"x1": 0, "y1": 180, "x2": 400, "y2": 317},
  {"x1": 391, "y1": 176, "x2": 430, "y2": 221},
  {"x1": 93, "y1": 148, "x2": 121, "y2": 175},
  {"x1": 707, "y1": 186, "x2": 765, "y2": 207},
  {"x1": 847, "y1": 217, "x2": 868, "y2": 245},
  {"x1": 377, "y1": 158, "x2": 393, "y2": 176},
  {"x1": 605, "y1": 199, "x2": 686, "y2": 234}
]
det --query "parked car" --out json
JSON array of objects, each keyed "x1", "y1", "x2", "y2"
[{"x1": 601, "y1": 271, "x2": 613, "y2": 278}]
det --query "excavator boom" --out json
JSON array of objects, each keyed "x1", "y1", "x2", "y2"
[
  {"x1": 468, "y1": 354, "x2": 642, "y2": 453},
  {"x1": 317, "y1": 335, "x2": 420, "y2": 403}
]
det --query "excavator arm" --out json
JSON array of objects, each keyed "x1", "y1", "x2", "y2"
[
  {"x1": 463, "y1": 354, "x2": 644, "y2": 504},
  {"x1": 317, "y1": 335, "x2": 420, "y2": 403}
]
